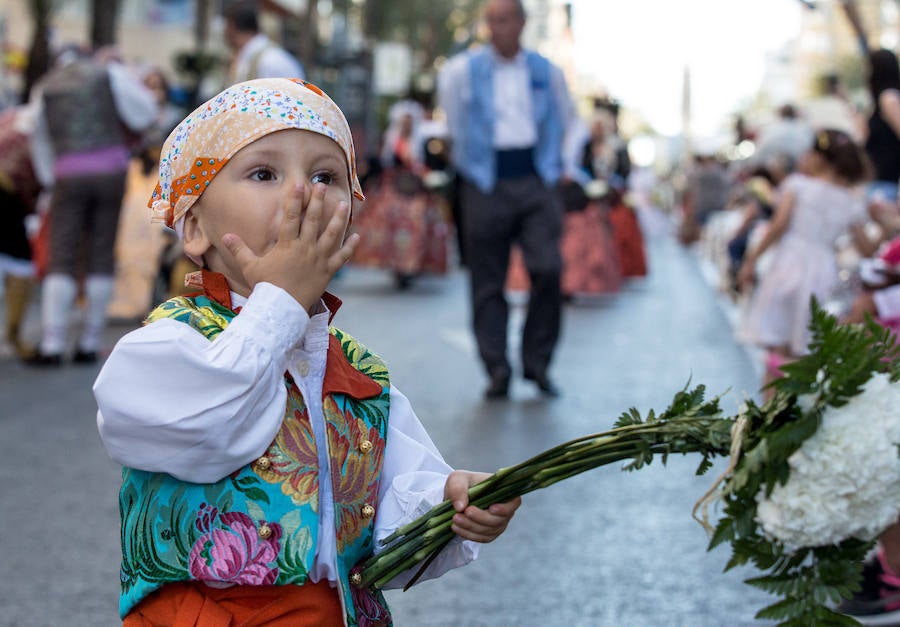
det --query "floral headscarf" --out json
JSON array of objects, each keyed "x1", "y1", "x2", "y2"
[{"x1": 149, "y1": 78, "x2": 364, "y2": 231}]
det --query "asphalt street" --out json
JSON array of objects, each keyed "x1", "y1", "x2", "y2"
[{"x1": 0, "y1": 211, "x2": 776, "y2": 626}]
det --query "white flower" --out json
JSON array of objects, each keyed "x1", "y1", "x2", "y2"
[{"x1": 755, "y1": 373, "x2": 900, "y2": 550}]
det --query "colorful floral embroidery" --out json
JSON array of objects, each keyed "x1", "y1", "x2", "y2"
[
  {"x1": 328, "y1": 414, "x2": 385, "y2": 552},
  {"x1": 188, "y1": 505, "x2": 281, "y2": 585},
  {"x1": 332, "y1": 327, "x2": 389, "y2": 387},
  {"x1": 255, "y1": 385, "x2": 319, "y2": 508},
  {"x1": 144, "y1": 296, "x2": 231, "y2": 340}
]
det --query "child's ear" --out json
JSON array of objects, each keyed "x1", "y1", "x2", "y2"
[{"x1": 182, "y1": 208, "x2": 211, "y2": 261}]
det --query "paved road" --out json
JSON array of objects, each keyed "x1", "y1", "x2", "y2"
[{"x1": 0, "y1": 212, "x2": 775, "y2": 626}]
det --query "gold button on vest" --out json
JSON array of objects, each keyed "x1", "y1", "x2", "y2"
[
  {"x1": 258, "y1": 523, "x2": 273, "y2": 539},
  {"x1": 361, "y1": 504, "x2": 375, "y2": 518},
  {"x1": 358, "y1": 439, "x2": 373, "y2": 454},
  {"x1": 254, "y1": 456, "x2": 272, "y2": 470}
]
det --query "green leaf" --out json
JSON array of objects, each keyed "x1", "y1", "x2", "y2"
[
  {"x1": 755, "y1": 597, "x2": 804, "y2": 621},
  {"x1": 241, "y1": 487, "x2": 270, "y2": 504}
]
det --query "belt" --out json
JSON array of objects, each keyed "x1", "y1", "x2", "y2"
[{"x1": 496, "y1": 147, "x2": 536, "y2": 179}]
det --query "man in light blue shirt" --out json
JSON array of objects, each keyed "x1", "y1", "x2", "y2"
[{"x1": 438, "y1": 0, "x2": 572, "y2": 399}]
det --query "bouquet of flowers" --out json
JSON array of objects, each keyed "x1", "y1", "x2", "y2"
[{"x1": 357, "y1": 302, "x2": 900, "y2": 625}]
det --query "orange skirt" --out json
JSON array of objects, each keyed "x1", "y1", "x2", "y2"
[{"x1": 123, "y1": 580, "x2": 344, "y2": 627}]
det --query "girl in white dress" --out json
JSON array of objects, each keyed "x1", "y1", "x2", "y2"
[{"x1": 738, "y1": 129, "x2": 871, "y2": 366}]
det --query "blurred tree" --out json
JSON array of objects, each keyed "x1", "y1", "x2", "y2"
[
  {"x1": 299, "y1": 0, "x2": 320, "y2": 71},
  {"x1": 90, "y1": 0, "x2": 121, "y2": 49},
  {"x1": 363, "y1": 0, "x2": 482, "y2": 74},
  {"x1": 23, "y1": 0, "x2": 55, "y2": 100}
]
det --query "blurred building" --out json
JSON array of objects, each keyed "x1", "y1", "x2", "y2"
[
  {"x1": 794, "y1": 0, "x2": 899, "y2": 103},
  {"x1": 0, "y1": 0, "x2": 311, "y2": 103},
  {"x1": 530, "y1": 0, "x2": 578, "y2": 91}
]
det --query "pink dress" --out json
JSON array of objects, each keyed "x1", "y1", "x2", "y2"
[{"x1": 740, "y1": 173, "x2": 866, "y2": 355}]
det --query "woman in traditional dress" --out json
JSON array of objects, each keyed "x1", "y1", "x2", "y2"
[
  {"x1": 350, "y1": 100, "x2": 453, "y2": 289},
  {"x1": 507, "y1": 110, "x2": 626, "y2": 298}
]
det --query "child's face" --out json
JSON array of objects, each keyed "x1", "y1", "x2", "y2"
[{"x1": 183, "y1": 129, "x2": 352, "y2": 294}]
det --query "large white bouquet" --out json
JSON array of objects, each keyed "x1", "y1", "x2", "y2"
[
  {"x1": 756, "y1": 373, "x2": 900, "y2": 550},
  {"x1": 358, "y1": 302, "x2": 900, "y2": 625}
]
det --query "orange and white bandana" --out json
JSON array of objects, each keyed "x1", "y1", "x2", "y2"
[{"x1": 149, "y1": 78, "x2": 364, "y2": 230}]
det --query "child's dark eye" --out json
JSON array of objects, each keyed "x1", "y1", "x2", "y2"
[
  {"x1": 250, "y1": 167, "x2": 276, "y2": 182},
  {"x1": 311, "y1": 172, "x2": 334, "y2": 185}
]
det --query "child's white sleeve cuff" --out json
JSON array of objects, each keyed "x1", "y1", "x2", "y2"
[{"x1": 372, "y1": 473, "x2": 479, "y2": 589}]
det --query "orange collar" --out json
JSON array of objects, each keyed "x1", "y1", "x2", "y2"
[{"x1": 193, "y1": 269, "x2": 382, "y2": 400}]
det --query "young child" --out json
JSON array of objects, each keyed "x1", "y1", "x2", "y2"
[
  {"x1": 94, "y1": 78, "x2": 521, "y2": 626},
  {"x1": 737, "y1": 128, "x2": 871, "y2": 381}
]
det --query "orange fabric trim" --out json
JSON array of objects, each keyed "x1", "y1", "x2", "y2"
[
  {"x1": 323, "y1": 334, "x2": 383, "y2": 400},
  {"x1": 170, "y1": 157, "x2": 228, "y2": 208},
  {"x1": 198, "y1": 270, "x2": 234, "y2": 311},
  {"x1": 123, "y1": 581, "x2": 343, "y2": 627},
  {"x1": 321, "y1": 292, "x2": 343, "y2": 324}
]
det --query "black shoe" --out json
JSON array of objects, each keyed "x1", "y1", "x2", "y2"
[
  {"x1": 394, "y1": 273, "x2": 414, "y2": 290},
  {"x1": 24, "y1": 350, "x2": 63, "y2": 367},
  {"x1": 72, "y1": 349, "x2": 98, "y2": 364},
  {"x1": 523, "y1": 370, "x2": 560, "y2": 398},
  {"x1": 484, "y1": 371, "x2": 510, "y2": 399}
]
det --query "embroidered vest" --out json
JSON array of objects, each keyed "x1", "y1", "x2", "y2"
[
  {"x1": 42, "y1": 60, "x2": 125, "y2": 157},
  {"x1": 118, "y1": 295, "x2": 391, "y2": 626},
  {"x1": 457, "y1": 48, "x2": 565, "y2": 193}
]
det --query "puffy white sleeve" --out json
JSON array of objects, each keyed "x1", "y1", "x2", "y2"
[
  {"x1": 372, "y1": 385, "x2": 479, "y2": 589},
  {"x1": 94, "y1": 283, "x2": 309, "y2": 483},
  {"x1": 107, "y1": 62, "x2": 158, "y2": 132}
]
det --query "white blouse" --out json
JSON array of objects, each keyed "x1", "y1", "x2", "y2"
[{"x1": 94, "y1": 282, "x2": 476, "y2": 588}]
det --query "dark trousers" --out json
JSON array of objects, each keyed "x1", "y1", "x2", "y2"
[
  {"x1": 47, "y1": 171, "x2": 127, "y2": 276},
  {"x1": 461, "y1": 175, "x2": 562, "y2": 378}
]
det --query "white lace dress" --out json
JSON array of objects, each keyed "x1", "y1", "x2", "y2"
[{"x1": 740, "y1": 173, "x2": 866, "y2": 355}]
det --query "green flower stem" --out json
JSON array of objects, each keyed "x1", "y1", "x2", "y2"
[{"x1": 361, "y1": 416, "x2": 730, "y2": 588}]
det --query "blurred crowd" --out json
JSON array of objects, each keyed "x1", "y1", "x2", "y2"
[
  {"x1": 683, "y1": 48, "x2": 900, "y2": 623},
  {"x1": 686, "y1": 48, "x2": 900, "y2": 381},
  {"x1": 0, "y1": 0, "x2": 652, "y2": 371},
  {"x1": 2, "y1": 0, "x2": 900, "y2": 621}
]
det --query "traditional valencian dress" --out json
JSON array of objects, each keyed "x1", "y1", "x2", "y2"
[
  {"x1": 95, "y1": 270, "x2": 477, "y2": 626},
  {"x1": 350, "y1": 106, "x2": 452, "y2": 287}
]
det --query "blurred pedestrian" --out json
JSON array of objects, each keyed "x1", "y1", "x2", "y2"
[
  {"x1": 738, "y1": 129, "x2": 872, "y2": 382},
  {"x1": 862, "y1": 48, "x2": 900, "y2": 209},
  {"x1": 753, "y1": 103, "x2": 815, "y2": 168},
  {"x1": 140, "y1": 66, "x2": 185, "y2": 148},
  {"x1": 508, "y1": 108, "x2": 625, "y2": 298},
  {"x1": 438, "y1": 0, "x2": 572, "y2": 398},
  {"x1": 679, "y1": 149, "x2": 731, "y2": 246},
  {"x1": 579, "y1": 108, "x2": 646, "y2": 279},
  {"x1": 223, "y1": 0, "x2": 305, "y2": 85},
  {"x1": 578, "y1": 109, "x2": 631, "y2": 193},
  {"x1": 0, "y1": 104, "x2": 41, "y2": 358},
  {"x1": 26, "y1": 46, "x2": 157, "y2": 365},
  {"x1": 723, "y1": 173, "x2": 776, "y2": 294},
  {"x1": 107, "y1": 67, "x2": 185, "y2": 322},
  {"x1": 351, "y1": 99, "x2": 453, "y2": 288},
  {"x1": 803, "y1": 73, "x2": 864, "y2": 142}
]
